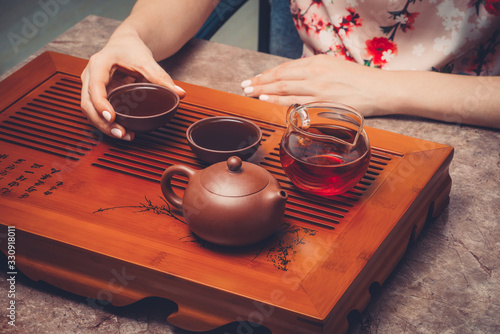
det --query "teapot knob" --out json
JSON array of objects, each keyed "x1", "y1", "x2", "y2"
[{"x1": 227, "y1": 156, "x2": 242, "y2": 172}]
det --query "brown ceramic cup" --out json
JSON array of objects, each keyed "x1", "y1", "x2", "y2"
[
  {"x1": 108, "y1": 83, "x2": 180, "y2": 132},
  {"x1": 186, "y1": 116, "x2": 262, "y2": 164}
]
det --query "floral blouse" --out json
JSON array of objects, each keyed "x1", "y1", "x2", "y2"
[{"x1": 290, "y1": 0, "x2": 500, "y2": 75}]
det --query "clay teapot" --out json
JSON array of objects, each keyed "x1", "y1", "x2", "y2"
[{"x1": 160, "y1": 156, "x2": 288, "y2": 246}]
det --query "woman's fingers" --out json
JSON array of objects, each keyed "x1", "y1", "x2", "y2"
[
  {"x1": 80, "y1": 42, "x2": 183, "y2": 140},
  {"x1": 239, "y1": 55, "x2": 382, "y2": 113},
  {"x1": 242, "y1": 79, "x2": 316, "y2": 100},
  {"x1": 240, "y1": 58, "x2": 321, "y2": 102},
  {"x1": 81, "y1": 74, "x2": 134, "y2": 141},
  {"x1": 81, "y1": 56, "x2": 135, "y2": 140},
  {"x1": 257, "y1": 94, "x2": 316, "y2": 106},
  {"x1": 136, "y1": 59, "x2": 187, "y2": 99},
  {"x1": 86, "y1": 56, "x2": 117, "y2": 122}
]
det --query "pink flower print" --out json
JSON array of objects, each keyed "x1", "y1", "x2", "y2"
[
  {"x1": 336, "y1": 7, "x2": 362, "y2": 36},
  {"x1": 291, "y1": 5, "x2": 306, "y2": 31},
  {"x1": 381, "y1": 49, "x2": 396, "y2": 63},
  {"x1": 485, "y1": 0, "x2": 500, "y2": 15},
  {"x1": 382, "y1": 0, "x2": 421, "y2": 40},
  {"x1": 292, "y1": 1, "x2": 332, "y2": 35},
  {"x1": 365, "y1": 37, "x2": 398, "y2": 67},
  {"x1": 345, "y1": 8, "x2": 362, "y2": 27},
  {"x1": 469, "y1": 0, "x2": 500, "y2": 15},
  {"x1": 337, "y1": 45, "x2": 355, "y2": 62},
  {"x1": 295, "y1": 13, "x2": 308, "y2": 33},
  {"x1": 395, "y1": 15, "x2": 408, "y2": 25},
  {"x1": 304, "y1": 13, "x2": 332, "y2": 35},
  {"x1": 400, "y1": 12, "x2": 419, "y2": 32},
  {"x1": 314, "y1": 17, "x2": 327, "y2": 34}
]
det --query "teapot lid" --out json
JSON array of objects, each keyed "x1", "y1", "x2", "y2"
[{"x1": 200, "y1": 156, "x2": 269, "y2": 197}]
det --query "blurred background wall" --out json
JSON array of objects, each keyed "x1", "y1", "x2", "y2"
[{"x1": 0, "y1": 0, "x2": 258, "y2": 76}]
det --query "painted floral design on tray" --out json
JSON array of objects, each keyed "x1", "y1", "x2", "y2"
[
  {"x1": 93, "y1": 195, "x2": 185, "y2": 224},
  {"x1": 93, "y1": 196, "x2": 317, "y2": 271}
]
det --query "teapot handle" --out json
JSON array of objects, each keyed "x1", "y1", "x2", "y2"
[{"x1": 160, "y1": 165, "x2": 196, "y2": 210}]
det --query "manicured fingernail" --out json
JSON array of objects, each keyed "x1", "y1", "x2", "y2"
[
  {"x1": 241, "y1": 79, "x2": 251, "y2": 88},
  {"x1": 174, "y1": 85, "x2": 185, "y2": 93},
  {"x1": 259, "y1": 94, "x2": 269, "y2": 101},
  {"x1": 102, "y1": 110, "x2": 112, "y2": 122},
  {"x1": 244, "y1": 86, "x2": 254, "y2": 95},
  {"x1": 255, "y1": 74, "x2": 262, "y2": 77},
  {"x1": 122, "y1": 133, "x2": 133, "y2": 141},
  {"x1": 111, "y1": 128, "x2": 123, "y2": 138}
]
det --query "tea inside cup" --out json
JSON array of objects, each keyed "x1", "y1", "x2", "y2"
[
  {"x1": 108, "y1": 83, "x2": 179, "y2": 132},
  {"x1": 187, "y1": 116, "x2": 262, "y2": 164}
]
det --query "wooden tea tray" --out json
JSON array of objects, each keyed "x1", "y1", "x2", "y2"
[{"x1": 0, "y1": 52, "x2": 453, "y2": 333}]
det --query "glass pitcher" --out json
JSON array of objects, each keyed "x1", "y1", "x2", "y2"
[{"x1": 279, "y1": 102, "x2": 371, "y2": 196}]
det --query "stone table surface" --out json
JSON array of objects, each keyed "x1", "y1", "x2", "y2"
[{"x1": 1, "y1": 15, "x2": 499, "y2": 334}]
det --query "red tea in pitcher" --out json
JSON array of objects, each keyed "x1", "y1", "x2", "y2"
[
  {"x1": 280, "y1": 124, "x2": 371, "y2": 196},
  {"x1": 280, "y1": 102, "x2": 371, "y2": 196}
]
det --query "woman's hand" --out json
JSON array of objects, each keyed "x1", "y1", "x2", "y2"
[
  {"x1": 240, "y1": 54, "x2": 500, "y2": 129},
  {"x1": 240, "y1": 55, "x2": 388, "y2": 116},
  {"x1": 80, "y1": 28, "x2": 186, "y2": 140}
]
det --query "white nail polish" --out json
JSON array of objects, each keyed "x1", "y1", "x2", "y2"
[
  {"x1": 122, "y1": 133, "x2": 133, "y2": 141},
  {"x1": 241, "y1": 80, "x2": 251, "y2": 88},
  {"x1": 102, "y1": 110, "x2": 112, "y2": 122},
  {"x1": 244, "y1": 86, "x2": 254, "y2": 94},
  {"x1": 111, "y1": 128, "x2": 123, "y2": 138},
  {"x1": 259, "y1": 94, "x2": 269, "y2": 102},
  {"x1": 174, "y1": 85, "x2": 185, "y2": 93}
]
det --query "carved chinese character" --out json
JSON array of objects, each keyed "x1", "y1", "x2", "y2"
[
  {"x1": 25, "y1": 186, "x2": 37, "y2": 193},
  {"x1": 8, "y1": 181, "x2": 19, "y2": 187},
  {"x1": 50, "y1": 168, "x2": 62, "y2": 174}
]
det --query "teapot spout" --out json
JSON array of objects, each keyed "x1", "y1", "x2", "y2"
[
  {"x1": 270, "y1": 189, "x2": 288, "y2": 206},
  {"x1": 278, "y1": 190, "x2": 288, "y2": 202},
  {"x1": 269, "y1": 189, "x2": 288, "y2": 226}
]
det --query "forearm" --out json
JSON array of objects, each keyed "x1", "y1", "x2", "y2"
[
  {"x1": 110, "y1": 0, "x2": 219, "y2": 61},
  {"x1": 386, "y1": 71, "x2": 500, "y2": 129}
]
